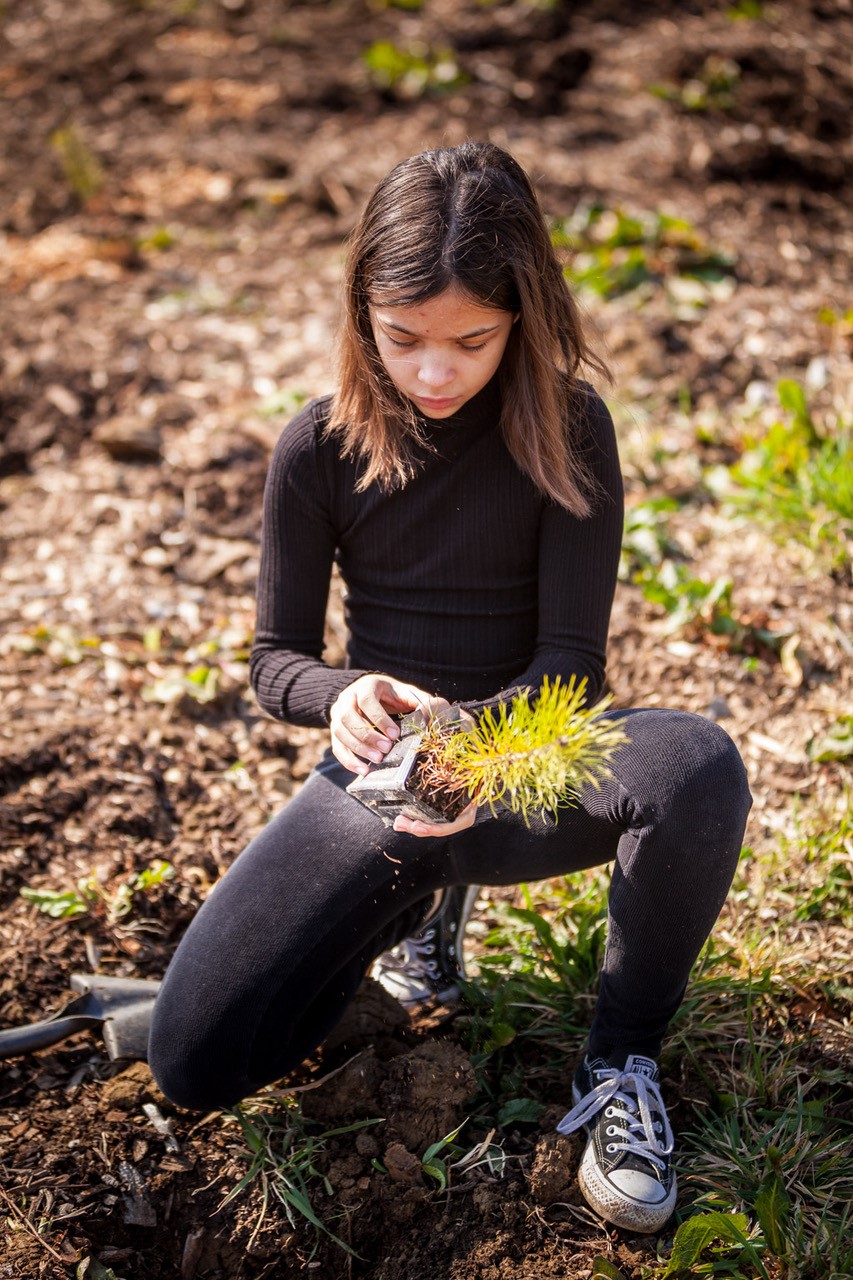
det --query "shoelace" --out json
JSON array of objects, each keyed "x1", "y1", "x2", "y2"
[
  {"x1": 378, "y1": 928, "x2": 440, "y2": 982},
  {"x1": 556, "y1": 1067, "x2": 674, "y2": 1172}
]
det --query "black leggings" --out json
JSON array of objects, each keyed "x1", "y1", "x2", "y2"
[{"x1": 149, "y1": 709, "x2": 751, "y2": 1110}]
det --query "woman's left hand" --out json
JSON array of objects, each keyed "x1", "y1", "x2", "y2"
[{"x1": 392, "y1": 798, "x2": 478, "y2": 839}]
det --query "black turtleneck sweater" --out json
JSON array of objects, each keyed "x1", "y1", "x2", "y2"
[{"x1": 250, "y1": 378, "x2": 624, "y2": 728}]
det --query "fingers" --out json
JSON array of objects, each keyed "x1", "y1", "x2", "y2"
[
  {"x1": 330, "y1": 698, "x2": 395, "y2": 774},
  {"x1": 392, "y1": 799, "x2": 477, "y2": 839},
  {"x1": 329, "y1": 675, "x2": 448, "y2": 776}
]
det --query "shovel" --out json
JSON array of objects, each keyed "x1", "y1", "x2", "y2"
[{"x1": 0, "y1": 973, "x2": 161, "y2": 1062}]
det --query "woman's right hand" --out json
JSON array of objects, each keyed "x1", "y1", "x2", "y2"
[{"x1": 329, "y1": 674, "x2": 450, "y2": 775}]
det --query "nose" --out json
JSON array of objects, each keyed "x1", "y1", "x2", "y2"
[{"x1": 417, "y1": 351, "x2": 455, "y2": 391}]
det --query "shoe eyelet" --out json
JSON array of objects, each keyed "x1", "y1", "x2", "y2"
[
  {"x1": 606, "y1": 1143, "x2": 617, "y2": 1153},
  {"x1": 604, "y1": 1107, "x2": 615, "y2": 1118},
  {"x1": 605, "y1": 1125, "x2": 617, "y2": 1137}
]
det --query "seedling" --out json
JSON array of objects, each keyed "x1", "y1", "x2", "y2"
[
  {"x1": 20, "y1": 860, "x2": 175, "y2": 925},
  {"x1": 347, "y1": 676, "x2": 627, "y2": 826}
]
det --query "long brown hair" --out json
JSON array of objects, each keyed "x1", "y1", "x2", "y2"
[{"x1": 327, "y1": 141, "x2": 609, "y2": 516}]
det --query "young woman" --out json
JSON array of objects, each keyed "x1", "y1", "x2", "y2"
[{"x1": 149, "y1": 142, "x2": 752, "y2": 1234}]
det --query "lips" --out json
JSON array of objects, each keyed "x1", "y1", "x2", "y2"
[{"x1": 415, "y1": 395, "x2": 460, "y2": 410}]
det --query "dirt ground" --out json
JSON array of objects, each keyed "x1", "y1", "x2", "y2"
[{"x1": 1, "y1": 0, "x2": 851, "y2": 1277}]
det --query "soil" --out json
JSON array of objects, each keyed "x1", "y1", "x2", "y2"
[
  {"x1": 1, "y1": 1, "x2": 851, "y2": 1278},
  {"x1": 407, "y1": 743, "x2": 472, "y2": 823}
]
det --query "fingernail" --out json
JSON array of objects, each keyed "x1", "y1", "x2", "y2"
[
  {"x1": 368, "y1": 751, "x2": 383, "y2": 763},
  {"x1": 386, "y1": 725, "x2": 399, "y2": 740},
  {"x1": 377, "y1": 738, "x2": 392, "y2": 751}
]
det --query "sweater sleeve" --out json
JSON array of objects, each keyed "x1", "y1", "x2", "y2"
[
  {"x1": 465, "y1": 390, "x2": 624, "y2": 714},
  {"x1": 249, "y1": 402, "x2": 373, "y2": 727}
]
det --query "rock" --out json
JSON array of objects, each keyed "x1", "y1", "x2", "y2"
[
  {"x1": 383, "y1": 1142, "x2": 423, "y2": 1186},
  {"x1": 527, "y1": 1131, "x2": 581, "y2": 1207},
  {"x1": 93, "y1": 416, "x2": 162, "y2": 461}
]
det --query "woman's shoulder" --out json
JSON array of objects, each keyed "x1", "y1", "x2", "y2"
[
  {"x1": 565, "y1": 378, "x2": 612, "y2": 426},
  {"x1": 273, "y1": 394, "x2": 334, "y2": 452},
  {"x1": 265, "y1": 394, "x2": 342, "y2": 497}
]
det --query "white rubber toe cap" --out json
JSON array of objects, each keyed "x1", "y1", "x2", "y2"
[{"x1": 609, "y1": 1169, "x2": 668, "y2": 1203}]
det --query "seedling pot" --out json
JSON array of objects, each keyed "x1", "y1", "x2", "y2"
[{"x1": 346, "y1": 714, "x2": 470, "y2": 827}]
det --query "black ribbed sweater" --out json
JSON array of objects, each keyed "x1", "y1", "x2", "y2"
[{"x1": 250, "y1": 376, "x2": 624, "y2": 728}]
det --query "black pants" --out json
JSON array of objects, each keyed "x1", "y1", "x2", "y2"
[{"x1": 149, "y1": 709, "x2": 751, "y2": 1110}]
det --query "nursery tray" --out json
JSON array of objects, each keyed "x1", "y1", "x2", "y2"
[{"x1": 346, "y1": 729, "x2": 449, "y2": 826}]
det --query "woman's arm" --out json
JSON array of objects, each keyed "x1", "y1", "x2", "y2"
[{"x1": 249, "y1": 402, "x2": 375, "y2": 728}]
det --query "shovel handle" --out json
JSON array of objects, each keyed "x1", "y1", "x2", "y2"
[{"x1": 0, "y1": 1014, "x2": 104, "y2": 1060}]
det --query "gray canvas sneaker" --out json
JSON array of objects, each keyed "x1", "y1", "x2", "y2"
[
  {"x1": 371, "y1": 885, "x2": 480, "y2": 1005},
  {"x1": 557, "y1": 1051, "x2": 676, "y2": 1232}
]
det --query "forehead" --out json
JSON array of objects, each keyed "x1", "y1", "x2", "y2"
[{"x1": 370, "y1": 286, "x2": 511, "y2": 335}]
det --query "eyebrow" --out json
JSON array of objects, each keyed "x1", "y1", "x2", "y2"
[{"x1": 381, "y1": 319, "x2": 502, "y2": 340}]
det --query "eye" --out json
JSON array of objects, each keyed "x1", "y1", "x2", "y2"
[
  {"x1": 387, "y1": 336, "x2": 416, "y2": 349},
  {"x1": 459, "y1": 341, "x2": 487, "y2": 352}
]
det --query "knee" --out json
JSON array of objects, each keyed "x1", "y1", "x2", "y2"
[
  {"x1": 663, "y1": 711, "x2": 752, "y2": 833},
  {"x1": 686, "y1": 713, "x2": 751, "y2": 818},
  {"x1": 620, "y1": 709, "x2": 752, "y2": 834},
  {"x1": 148, "y1": 999, "x2": 243, "y2": 1113}
]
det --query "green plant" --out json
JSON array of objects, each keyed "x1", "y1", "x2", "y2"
[
  {"x1": 552, "y1": 204, "x2": 735, "y2": 302},
  {"x1": 808, "y1": 716, "x2": 853, "y2": 764},
  {"x1": 20, "y1": 860, "x2": 175, "y2": 924},
  {"x1": 417, "y1": 676, "x2": 628, "y2": 822},
  {"x1": 657, "y1": 1210, "x2": 768, "y2": 1279},
  {"x1": 721, "y1": 381, "x2": 852, "y2": 566},
  {"x1": 362, "y1": 40, "x2": 467, "y2": 97},
  {"x1": 256, "y1": 388, "x2": 308, "y2": 418},
  {"x1": 458, "y1": 874, "x2": 610, "y2": 1111},
  {"x1": 736, "y1": 797, "x2": 852, "y2": 928},
  {"x1": 727, "y1": 0, "x2": 765, "y2": 18},
  {"x1": 650, "y1": 55, "x2": 741, "y2": 112},
  {"x1": 620, "y1": 498, "x2": 683, "y2": 580},
  {"x1": 220, "y1": 1098, "x2": 382, "y2": 1256},
  {"x1": 51, "y1": 125, "x2": 104, "y2": 202}
]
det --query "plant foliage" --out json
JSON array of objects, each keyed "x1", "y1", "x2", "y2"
[{"x1": 420, "y1": 676, "x2": 628, "y2": 823}]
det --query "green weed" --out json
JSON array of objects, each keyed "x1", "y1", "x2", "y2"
[
  {"x1": 553, "y1": 204, "x2": 735, "y2": 302},
  {"x1": 459, "y1": 874, "x2": 610, "y2": 1111},
  {"x1": 220, "y1": 1097, "x2": 382, "y2": 1256},
  {"x1": 650, "y1": 55, "x2": 741, "y2": 113},
  {"x1": 256, "y1": 388, "x2": 308, "y2": 418},
  {"x1": 51, "y1": 125, "x2": 104, "y2": 203},
  {"x1": 21, "y1": 860, "x2": 175, "y2": 924},
  {"x1": 721, "y1": 381, "x2": 852, "y2": 568},
  {"x1": 620, "y1": 498, "x2": 683, "y2": 580},
  {"x1": 808, "y1": 717, "x2": 853, "y2": 764},
  {"x1": 681, "y1": 1055, "x2": 853, "y2": 1276},
  {"x1": 735, "y1": 797, "x2": 852, "y2": 928},
  {"x1": 362, "y1": 40, "x2": 467, "y2": 97},
  {"x1": 1, "y1": 620, "x2": 252, "y2": 708},
  {"x1": 621, "y1": 500, "x2": 796, "y2": 652},
  {"x1": 727, "y1": 0, "x2": 765, "y2": 17}
]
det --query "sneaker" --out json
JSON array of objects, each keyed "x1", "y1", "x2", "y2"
[
  {"x1": 556, "y1": 1052, "x2": 676, "y2": 1233},
  {"x1": 370, "y1": 885, "x2": 480, "y2": 1006}
]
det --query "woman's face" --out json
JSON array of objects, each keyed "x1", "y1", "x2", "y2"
[{"x1": 370, "y1": 285, "x2": 516, "y2": 419}]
